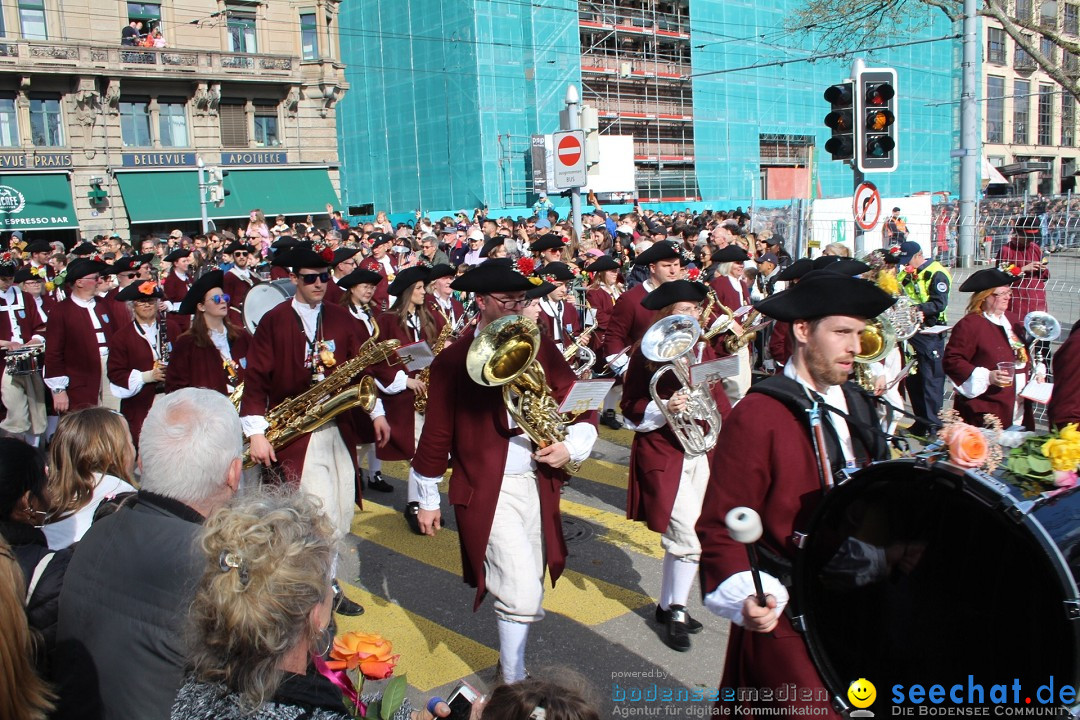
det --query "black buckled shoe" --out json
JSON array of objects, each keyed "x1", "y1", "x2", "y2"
[
  {"x1": 332, "y1": 580, "x2": 364, "y2": 616},
  {"x1": 601, "y1": 409, "x2": 622, "y2": 429},
  {"x1": 367, "y1": 471, "x2": 394, "y2": 493},
  {"x1": 664, "y1": 604, "x2": 692, "y2": 652},
  {"x1": 404, "y1": 501, "x2": 422, "y2": 535},
  {"x1": 655, "y1": 604, "x2": 703, "y2": 634}
]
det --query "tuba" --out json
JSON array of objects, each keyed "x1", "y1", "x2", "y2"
[
  {"x1": 467, "y1": 315, "x2": 583, "y2": 474},
  {"x1": 1024, "y1": 311, "x2": 1061, "y2": 367},
  {"x1": 881, "y1": 295, "x2": 921, "y2": 342},
  {"x1": 640, "y1": 315, "x2": 723, "y2": 455},
  {"x1": 242, "y1": 337, "x2": 402, "y2": 467},
  {"x1": 854, "y1": 314, "x2": 898, "y2": 392}
]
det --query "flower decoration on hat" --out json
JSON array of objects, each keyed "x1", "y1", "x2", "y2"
[
  {"x1": 560, "y1": 235, "x2": 570, "y2": 245},
  {"x1": 515, "y1": 257, "x2": 537, "y2": 277},
  {"x1": 138, "y1": 281, "x2": 157, "y2": 295},
  {"x1": 887, "y1": 245, "x2": 902, "y2": 258},
  {"x1": 686, "y1": 267, "x2": 703, "y2": 284},
  {"x1": 313, "y1": 242, "x2": 335, "y2": 264},
  {"x1": 31, "y1": 266, "x2": 47, "y2": 279},
  {"x1": 568, "y1": 264, "x2": 581, "y2": 277},
  {"x1": 679, "y1": 248, "x2": 695, "y2": 265},
  {"x1": 1003, "y1": 264, "x2": 1023, "y2": 278},
  {"x1": 0, "y1": 251, "x2": 16, "y2": 267}
]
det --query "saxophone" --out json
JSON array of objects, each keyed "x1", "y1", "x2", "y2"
[
  {"x1": 242, "y1": 337, "x2": 402, "y2": 467},
  {"x1": 414, "y1": 310, "x2": 455, "y2": 414},
  {"x1": 723, "y1": 309, "x2": 773, "y2": 354}
]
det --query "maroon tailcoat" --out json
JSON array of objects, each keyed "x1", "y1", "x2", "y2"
[
  {"x1": 102, "y1": 287, "x2": 132, "y2": 325},
  {"x1": 163, "y1": 269, "x2": 193, "y2": 337},
  {"x1": 44, "y1": 298, "x2": 117, "y2": 411},
  {"x1": 697, "y1": 391, "x2": 858, "y2": 720},
  {"x1": 371, "y1": 310, "x2": 436, "y2": 461},
  {"x1": 223, "y1": 268, "x2": 260, "y2": 315},
  {"x1": 360, "y1": 255, "x2": 397, "y2": 313},
  {"x1": 411, "y1": 331, "x2": 596, "y2": 610},
  {"x1": 768, "y1": 321, "x2": 792, "y2": 367},
  {"x1": 324, "y1": 278, "x2": 345, "y2": 306},
  {"x1": 710, "y1": 274, "x2": 749, "y2": 357},
  {"x1": 1048, "y1": 321, "x2": 1079, "y2": 427},
  {"x1": 535, "y1": 299, "x2": 581, "y2": 350},
  {"x1": 342, "y1": 308, "x2": 378, "y2": 446},
  {"x1": 426, "y1": 295, "x2": 465, "y2": 329},
  {"x1": 621, "y1": 343, "x2": 731, "y2": 533},
  {"x1": 165, "y1": 326, "x2": 251, "y2": 395},
  {"x1": 603, "y1": 283, "x2": 654, "y2": 358},
  {"x1": 239, "y1": 300, "x2": 363, "y2": 481},
  {"x1": 0, "y1": 287, "x2": 46, "y2": 348},
  {"x1": 997, "y1": 240, "x2": 1048, "y2": 320},
  {"x1": 106, "y1": 322, "x2": 158, "y2": 446},
  {"x1": 585, "y1": 286, "x2": 617, "y2": 357},
  {"x1": 943, "y1": 313, "x2": 1034, "y2": 429}
]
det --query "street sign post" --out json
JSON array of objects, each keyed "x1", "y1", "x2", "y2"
[{"x1": 553, "y1": 129, "x2": 586, "y2": 189}]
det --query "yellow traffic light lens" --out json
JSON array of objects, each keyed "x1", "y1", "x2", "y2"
[{"x1": 867, "y1": 109, "x2": 895, "y2": 131}]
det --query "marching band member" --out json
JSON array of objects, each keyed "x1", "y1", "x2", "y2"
[
  {"x1": 373, "y1": 265, "x2": 437, "y2": 532},
  {"x1": 106, "y1": 280, "x2": 166, "y2": 446},
  {"x1": 944, "y1": 268, "x2": 1041, "y2": 429},
  {"x1": 529, "y1": 233, "x2": 568, "y2": 267},
  {"x1": 0, "y1": 254, "x2": 47, "y2": 445},
  {"x1": 697, "y1": 271, "x2": 893, "y2": 719},
  {"x1": 269, "y1": 236, "x2": 299, "y2": 280},
  {"x1": 23, "y1": 240, "x2": 56, "y2": 284},
  {"x1": 765, "y1": 259, "x2": 812, "y2": 370},
  {"x1": 533, "y1": 262, "x2": 580, "y2": 353},
  {"x1": 425, "y1": 264, "x2": 464, "y2": 328},
  {"x1": 360, "y1": 233, "x2": 397, "y2": 311},
  {"x1": 165, "y1": 270, "x2": 251, "y2": 398},
  {"x1": 1048, "y1": 316, "x2": 1079, "y2": 428},
  {"x1": 15, "y1": 267, "x2": 55, "y2": 322},
  {"x1": 44, "y1": 258, "x2": 120, "y2": 413},
  {"x1": 324, "y1": 247, "x2": 361, "y2": 306},
  {"x1": 621, "y1": 279, "x2": 731, "y2": 652},
  {"x1": 221, "y1": 241, "x2": 260, "y2": 318},
  {"x1": 162, "y1": 248, "x2": 194, "y2": 340},
  {"x1": 603, "y1": 240, "x2": 685, "y2": 375},
  {"x1": 997, "y1": 216, "x2": 1048, "y2": 320},
  {"x1": 241, "y1": 242, "x2": 389, "y2": 616},
  {"x1": 411, "y1": 260, "x2": 598, "y2": 684},
  {"x1": 709, "y1": 245, "x2": 754, "y2": 403},
  {"x1": 338, "y1": 267, "x2": 391, "y2": 494},
  {"x1": 585, "y1": 255, "x2": 623, "y2": 428}
]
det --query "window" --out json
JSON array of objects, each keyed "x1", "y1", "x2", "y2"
[
  {"x1": 1067, "y1": 3, "x2": 1079, "y2": 33},
  {"x1": 119, "y1": 98, "x2": 151, "y2": 147},
  {"x1": 29, "y1": 95, "x2": 63, "y2": 146},
  {"x1": 1016, "y1": 0, "x2": 1033, "y2": 21},
  {"x1": 19, "y1": 0, "x2": 47, "y2": 40},
  {"x1": 1040, "y1": 36, "x2": 1056, "y2": 64},
  {"x1": 988, "y1": 28, "x2": 1006, "y2": 64},
  {"x1": 127, "y1": 2, "x2": 160, "y2": 22},
  {"x1": 987, "y1": 76, "x2": 1005, "y2": 143},
  {"x1": 219, "y1": 101, "x2": 247, "y2": 147},
  {"x1": 1015, "y1": 37, "x2": 1036, "y2": 69},
  {"x1": 158, "y1": 97, "x2": 189, "y2": 147},
  {"x1": 301, "y1": 13, "x2": 318, "y2": 60},
  {"x1": 1063, "y1": 93, "x2": 1076, "y2": 146},
  {"x1": 1014, "y1": 80, "x2": 1030, "y2": 144},
  {"x1": 0, "y1": 96, "x2": 18, "y2": 146},
  {"x1": 1037, "y1": 84, "x2": 1054, "y2": 145},
  {"x1": 253, "y1": 103, "x2": 280, "y2": 147},
  {"x1": 227, "y1": 11, "x2": 257, "y2": 53},
  {"x1": 1067, "y1": 50, "x2": 1080, "y2": 74}
]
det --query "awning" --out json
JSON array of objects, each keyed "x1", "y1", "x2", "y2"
[
  {"x1": 0, "y1": 172, "x2": 78, "y2": 231},
  {"x1": 115, "y1": 167, "x2": 339, "y2": 224},
  {"x1": 982, "y1": 157, "x2": 1008, "y2": 187}
]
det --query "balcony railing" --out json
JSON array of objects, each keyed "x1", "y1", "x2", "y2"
[
  {"x1": 0, "y1": 40, "x2": 300, "y2": 80},
  {"x1": 1014, "y1": 50, "x2": 1038, "y2": 70}
]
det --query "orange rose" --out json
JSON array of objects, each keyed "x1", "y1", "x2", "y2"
[
  {"x1": 326, "y1": 631, "x2": 399, "y2": 680},
  {"x1": 138, "y1": 281, "x2": 157, "y2": 295},
  {"x1": 940, "y1": 423, "x2": 989, "y2": 469}
]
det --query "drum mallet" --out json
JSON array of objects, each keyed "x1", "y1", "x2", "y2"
[{"x1": 725, "y1": 507, "x2": 767, "y2": 607}]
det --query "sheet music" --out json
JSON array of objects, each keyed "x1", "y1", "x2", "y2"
[
  {"x1": 396, "y1": 341, "x2": 434, "y2": 372},
  {"x1": 1020, "y1": 381, "x2": 1053, "y2": 404},
  {"x1": 558, "y1": 379, "x2": 616, "y2": 415},
  {"x1": 689, "y1": 356, "x2": 741, "y2": 385}
]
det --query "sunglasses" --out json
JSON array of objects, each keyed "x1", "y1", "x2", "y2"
[
  {"x1": 210, "y1": 293, "x2": 231, "y2": 304},
  {"x1": 234, "y1": 251, "x2": 249, "y2": 257},
  {"x1": 299, "y1": 271, "x2": 330, "y2": 285}
]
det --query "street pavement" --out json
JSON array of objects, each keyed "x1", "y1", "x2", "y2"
[{"x1": 337, "y1": 423, "x2": 729, "y2": 716}]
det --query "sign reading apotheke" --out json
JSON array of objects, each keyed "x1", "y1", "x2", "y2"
[
  {"x1": 221, "y1": 151, "x2": 287, "y2": 165},
  {"x1": 0, "y1": 153, "x2": 73, "y2": 169},
  {"x1": 121, "y1": 152, "x2": 197, "y2": 167}
]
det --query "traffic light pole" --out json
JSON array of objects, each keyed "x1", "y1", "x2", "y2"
[
  {"x1": 958, "y1": 0, "x2": 978, "y2": 267},
  {"x1": 197, "y1": 156, "x2": 210, "y2": 234},
  {"x1": 565, "y1": 85, "x2": 583, "y2": 245},
  {"x1": 851, "y1": 59, "x2": 866, "y2": 259}
]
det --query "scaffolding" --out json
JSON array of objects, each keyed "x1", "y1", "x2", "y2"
[{"x1": 578, "y1": 0, "x2": 700, "y2": 201}]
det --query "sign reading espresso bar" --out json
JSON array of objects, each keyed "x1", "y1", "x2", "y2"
[{"x1": 0, "y1": 153, "x2": 74, "y2": 169}]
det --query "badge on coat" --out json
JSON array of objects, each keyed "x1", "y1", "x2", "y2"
[
  {"x1": 102, "y1": 314, "x2": 110, "y2": 323},
  {"x1": 936, "y1": 282, "x2": 948, "y2": 293}
]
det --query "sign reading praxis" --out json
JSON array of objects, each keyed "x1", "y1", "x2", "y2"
[{"x1": 552, "y1": 130, "x2": 586, "y2": 190}]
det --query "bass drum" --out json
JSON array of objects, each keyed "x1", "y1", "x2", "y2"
[
  {"x1": 242, "y1": 279, "x2": 295, "y2": 334},
  {"x1": 794, "y1": 458, "x2": 1080, "y2": 705}
]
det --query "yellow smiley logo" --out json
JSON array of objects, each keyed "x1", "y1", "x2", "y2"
[{"x1": 848, "y1": 678, "x2": 876, "y2": 709}]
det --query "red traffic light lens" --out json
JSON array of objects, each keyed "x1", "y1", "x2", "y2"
[{"x1": 865, "y1": 83, "x2": 895, "y2": 106}]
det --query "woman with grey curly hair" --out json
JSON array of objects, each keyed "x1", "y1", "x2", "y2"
[{"x1": 171, "y1": 488, "x2": 430, "y2": 720}]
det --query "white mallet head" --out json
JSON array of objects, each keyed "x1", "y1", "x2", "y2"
[{"x1": 725, "y1": 507, "x2": 763, "y2": 544}]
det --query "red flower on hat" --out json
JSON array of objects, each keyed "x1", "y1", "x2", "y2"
[
  {"x1": 687, "y1": 267, "x2": 702, "y2": 283},
  {"x1": 888, "y1": 246, "x2": 901, "y2": 256},
  {"x1": 1004, "y1": 264, "x2": 1022, "y2": 277},
  {"x1": 0, "y1": 251, "x2": 13, "y2": 264},
  {"x1": 560, "y1": 236, "x2": 570, "y2": 245},
  {"x1": 515, "y1": 257, "x2": 537, "y2": 277},
  {"x1": 569, "y1": 264, "x2": 581, "y2": 277}
]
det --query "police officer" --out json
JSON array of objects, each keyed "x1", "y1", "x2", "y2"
[{"x1": 895, "y1": 240, "x2": 951, "y2": 436}]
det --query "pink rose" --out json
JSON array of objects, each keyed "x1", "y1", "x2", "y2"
[{"x1": 939, "y1": 423, "x2": 989, "y2": 469}]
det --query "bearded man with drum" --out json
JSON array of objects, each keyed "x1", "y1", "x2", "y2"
[
  {"x1": 696, "y1": 271, "x2": 894, "y2": 718},
  {"x1": 410, "y1": 260, "x2": 597, "y2": 685}
]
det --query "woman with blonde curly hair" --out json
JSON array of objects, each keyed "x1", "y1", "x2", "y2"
[
  {"x1": 173, "y1": 488, "x2": 439, "y2": 720},
  {"x1": 0, "y1": 537, "x2": 56, "y2": 720},
  {"x1": 42, "y1": 407, "x2": 136, "y2": 550}
]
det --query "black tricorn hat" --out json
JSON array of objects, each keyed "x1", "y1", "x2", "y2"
[
  {"x1": 754, "y1": 270, "x2": 895, "y2": 322},
  {"x1": 178, "y1": 270, "x2": 226, "y2": 315},
  {"x1": 641, "y1": 279, "x2": 708, "y2": 310}
]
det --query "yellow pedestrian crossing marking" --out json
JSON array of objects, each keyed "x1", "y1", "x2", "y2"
[
  {"x1": 352, "y1": 501, "x2": 653, "y2": 626},
  {"x1": 574, "y1": 458, "x2": 630, "y2": 489},
  {"x1": 559, "y1": 498, "x2": 662, "y2": 560},
  {"x1": 335, "y1": 583, "x2": 499, "y2": 692}
]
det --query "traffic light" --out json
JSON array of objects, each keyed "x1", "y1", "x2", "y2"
[
  {"x1": 206, "y1": 167, "x2": 231, "y2": 207},
  {"x1": 823, "y1": 81, "x2": 855, "y2": 161},
  {"x1": 856, "y1": 67, "x2": 898, "y2": 173}
]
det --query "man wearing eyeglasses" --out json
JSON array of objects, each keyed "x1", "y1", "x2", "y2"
[
  {"x1": 44, "y1": 258, "x2": 120, "y2": 413},
  {"x1": 222, "y1": 242, "x2": 261, "y2": 318},
  {"x1": 410, "y1": 260, "x2": 598, "y2": 684},
  {"x1": 359, "y1": 233, "x2": 396, "y2": 312},
  {"x1": 240, "y1": 243, "x2": 389, "y2": 618},
  {"x1": 419, "y1": 235, "x2": 450, "y2": 267},
  {"x1": 324, "y1": 247, "x2": 361, "y2": 306}
]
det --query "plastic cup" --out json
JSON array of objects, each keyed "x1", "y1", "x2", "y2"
[{"x1": 997, "y1": 362, "x2": 1015, "y2": 386}]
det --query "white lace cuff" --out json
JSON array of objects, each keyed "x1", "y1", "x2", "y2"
[{"x1": 703, "y1": 570, "x2": 789, "y2": 627}]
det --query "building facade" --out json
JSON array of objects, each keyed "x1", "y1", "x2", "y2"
[
  {"x1": 337, "y1": 0, "x2": 959, "y2": 215},
  {"x1": 0, "y1": 0, "x2": 347, "y2": 244},
  {"x1": 981, "y1": 0, "x2": 1080, "y2": 196}
]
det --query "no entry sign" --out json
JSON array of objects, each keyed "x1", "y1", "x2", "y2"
[
  {"x1": 552, "y1": 130, "x2": 586, "y2": 189},
  {"x1": 853, "y1": 181, "x2": 882, "y2": 231}
]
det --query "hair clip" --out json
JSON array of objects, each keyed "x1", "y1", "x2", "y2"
[
  {"x1": 530, "y1": 707, "x2": 546, "y2": 720},
  {"x1": 218, "y1": 550, "x2": 250, "y2": 586}
]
